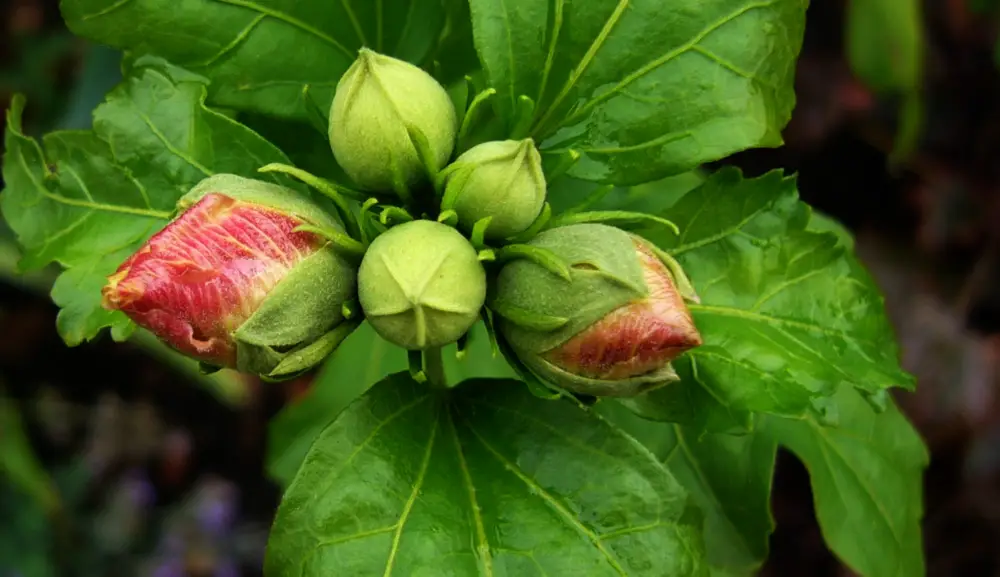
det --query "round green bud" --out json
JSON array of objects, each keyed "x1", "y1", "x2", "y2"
[
  {"x1": 443, "y1": 139, "x2": 546, "y2": 240},
  {"x1": 358, "y1": 220, "x2": 486, "y2": 350},
  {"x1": 491, "y1": 223, "x2": 702, "y2": 397},
  {"x1": 329, "y1": 48, "x2": 457, "y2": 192}
]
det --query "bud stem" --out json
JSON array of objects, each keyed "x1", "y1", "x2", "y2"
[{"x1": 424, "y1": 346, "x2": 448, "y2": 389}]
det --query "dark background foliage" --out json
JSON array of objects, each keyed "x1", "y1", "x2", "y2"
[{"x1": 2, "y1": 0, "x2": 1000, "y2": 575}]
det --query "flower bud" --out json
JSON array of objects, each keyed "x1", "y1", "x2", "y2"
[
  {"x1": 358, "y1": 220, "x2": 486, "y2": 350},
  {"x1": 443, "y1": 139, "x2": 546, "y2": 240},
  {"x1": 329, "y1": 48, "x2": 457, "y2": 192},
  {"x1": 492, "y1": 223, "x2": 702, "y2": 397},
  {"x1": 101, "y1": 174, "x2": 358, "y2": 378}
]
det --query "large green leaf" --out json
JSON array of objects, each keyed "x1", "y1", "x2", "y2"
[
  {"x1": 598, "y1": 401, "x2": 775, "y2": 575},
  {"x1": 61, "y1": 0, "x2": 457, "y2": 120},
  {"x1": 266, "y1": 373, "x2": 708, "y2": 576},
  {"x1": 468, "y1": 0, "x2": 807, "y2": 184},
  {"x1": 637, "y1": 168, "x2": 914, "y2": 417},
  {"x1": 762, "y1": 387, "x2": 928, "y2": 577},
  {"x1": 0, "y1": 57, "x2": 299, "y2": 345},
  {"x1": 266, "y1": 322, "x2": 516, "y2": 487}
]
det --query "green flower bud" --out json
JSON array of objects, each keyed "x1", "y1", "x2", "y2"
[
  {"x1": 358, "y1": 220, "x2": 486, "y2": 349},
  {"x1": 491, "y1": 223, "x2": 702, "y2": 397},
  {"x1": 329, "y1": 48, "x2": 457, "y2": 192},
  {"x1": 101, "y1": 174, "x2": 358, "y2": 379},
  {"x1": 443, "y1": 139, "x2": 546, "y2": 240}
]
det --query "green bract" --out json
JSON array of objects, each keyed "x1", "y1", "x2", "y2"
[
  {"x1": 358, "y1": 220, "x2": 486, "y2": 350},
  {"x1": 442, "y1": 139, "x2": 546, "y2": 240},
  {"x1": 491, "y1": 223, "x2": 701, "y2": 397},
  {"x1": 328, "y1": 48, "x2": 457, "y2": 193}
]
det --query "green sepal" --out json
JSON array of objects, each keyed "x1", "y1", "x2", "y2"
[
  {"x1": 257, "y1": 162, "x2": 364, "y2": 240},
  {"x1": 439, "y1": 164, "x2": 474, "y2": 212},
  {"x1": 480, "y1": 308, "x2": 501, "y2": 359},
  {"x1": 378, "y1": 206, "x2": 414, "y2": 226},
  {"x1": 515, "y1": 343, "x2": 682, "y2": 398},
  {"x1": 495, "y1": 244, "x2": 571, "y2": 282},
  {"x1": 268, "y1": 320, "x2": 361, "y2": 378},
  {"x1": 542, "y1": 148, "x2": 581, "y2": 184},
  {"x1": 507, "y1": 202, "x2": 552, "y2": 244},
  {"x1": 478, "y1": 249, "x2": 496, "y2": 262},
  {"x1": 233, "y1": 246, "x2": 356, "y2": 375},
  {"x1": 405, "y1": 123, "x2": 441, "y2": 184},
  {"x1": 549, "y1": 210, "x2": 681, "y2": 236},
  {"x1": 488, "y1": 300, "x2": 569, "y2": 332},
  {"x1": 293, "y1": 224, "x2": 367, "y2": 259},
  {"x1": 437, "y1": 209, "x2": 459, "y2": 226},
  {"x1": 509, "y1": 95, "x2": 536, "y2": 140},
  {"x1": 470, "y1": 216, "x2": 493, "y2": 249},
  {"x1": 495, "y1": 332, "x2": 562, "y2": 400},
  {"x1": 638, "y1": 238, "x2": 701, "y2": 303},
  {"x1": 458, "y1": 87, "x2": 497, "y2": 150},
  {"x1": 359, "y1": 198, "x2": 385, "y2": 244}
]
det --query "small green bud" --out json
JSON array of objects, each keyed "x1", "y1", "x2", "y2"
[
  {"x1": 358, "y1": 220, "x2": 486, "y2": 349},
  {"x1": 329, "y1": 48, "x2": 457, "y2": 192},
  {"x1": 491, "y1": 223, "x2": 702, "y2": 397},
  {"x1": 443, "y1": 139, "x2": 546, "y2": 240}
]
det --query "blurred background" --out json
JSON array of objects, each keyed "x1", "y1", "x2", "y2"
[{"x1": 2, "y1": 0, "x2": 1000, "y2": 575}]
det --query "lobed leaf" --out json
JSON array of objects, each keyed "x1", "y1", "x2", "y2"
[
  {"x1": 635, "y1": 167, "x2": 913, "y2": 417},
  {"x1": 266, "y1": 374, "x2": 708, "y2": 576},
  {"x1": 0, "y1": 58, "x2": 300, "y2": 345},
  {"x1": 61, "y1": 0, "x2": 462, "y2": 120},
  {"x1": 598, "y1": 401, "x2": 775, "y2": 575},
  {"x1": 762, "y1": 386, "x2": 928, "y2": 577},
  {"x1": 469, "y1": 0, "x2": 807, "y2": 184}
]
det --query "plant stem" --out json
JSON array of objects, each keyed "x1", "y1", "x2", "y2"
[{"x1": 424, "y1": 346, "x2": 448, "y2": 389}]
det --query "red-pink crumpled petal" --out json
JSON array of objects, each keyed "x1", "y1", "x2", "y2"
[
  {"x1": 543, "y1": 241, "x2": 702, "y2": 381},
  {"x1": 101, "y1": 193, "x2": 321, "y2": 367}
]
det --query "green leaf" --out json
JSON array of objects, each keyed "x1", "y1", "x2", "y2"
[
  {"x1": 266, "y1": 322, "x2": 515, "y2": 486},
  {"x1": 266, "y1": 374, "x2": 708, "y2": 576},
  {"x1": 645, "y1": 168, "x2": 913, "y2": 417},
  {"x1": 1, "y1": 58, "x2": 299, "y2": 345},
  {"x1": 469, "y1": 0, "x2": 807, "y2": 184},
  {"x1": 614, "y1": 360, "x2": 751, "y2": 434},
  {"x1": 761, "y1": 386, "x2": 928, "y2": 577},
  {"x1": 61, "y1": 0, "x2": 455, "y2": 120},
  {"x1": 598, "y1": 401, "x2": 775, "y2": 574},
  {"x1": 0, "y1": 395, "x2": 60, "y2": 516}
]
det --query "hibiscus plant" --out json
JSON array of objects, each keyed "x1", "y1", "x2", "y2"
[{"x1": 1, "y1": 1, "x2": 927, "y2": 576}]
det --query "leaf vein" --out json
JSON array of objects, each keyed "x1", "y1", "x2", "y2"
[
  {"x1": 561, "y1": 0, "x2": 780, "y2": 128},
  {"x1": 461, "y1": 413, "x2": 630, "y2": 576},
  {"x1": 383, "y1": 405, "x2": 439, "y2": 576},
  {"x1": 211, "y1": 0, "x2": 354, "y2": 58}
]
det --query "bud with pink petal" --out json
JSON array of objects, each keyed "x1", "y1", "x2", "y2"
[
  {"x1": 491, "y1": 223, "x2": 702, "y2": 397},
  {"x1": 101, "y1": 174, "x2": 358, "y2": 378}
]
